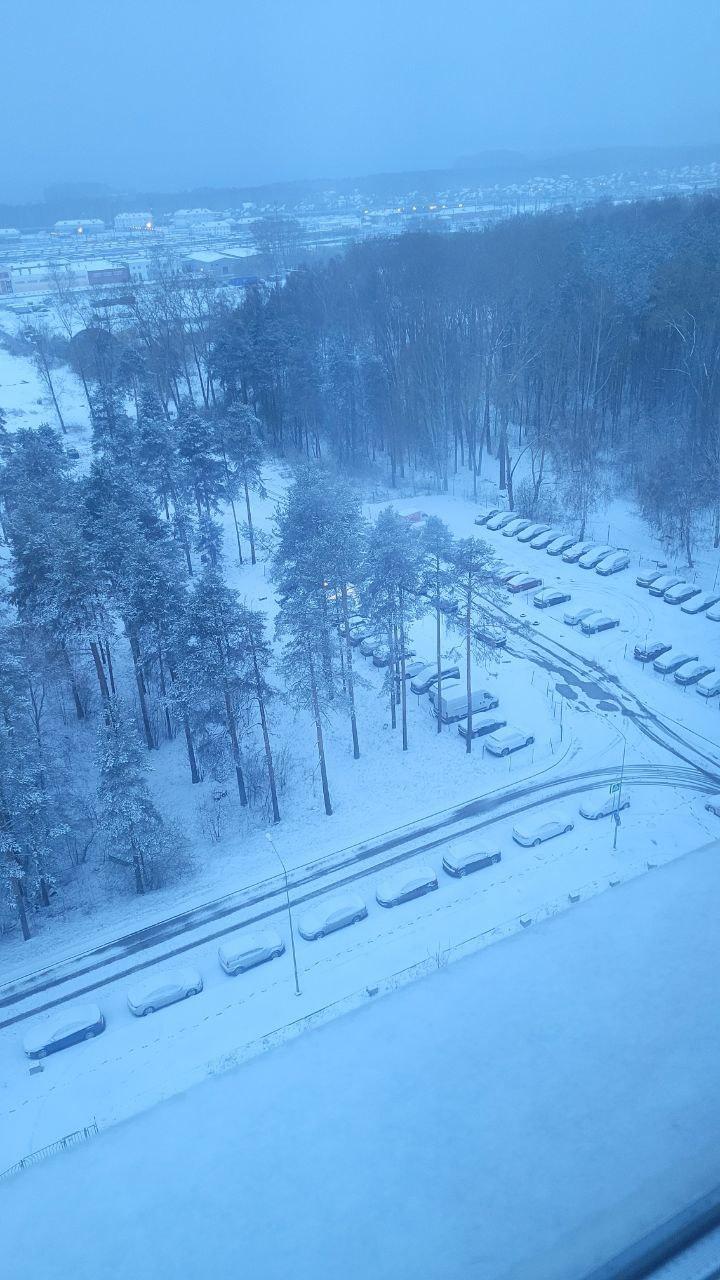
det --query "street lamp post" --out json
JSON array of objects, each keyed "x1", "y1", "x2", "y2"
[
  {"x1": 265, "y1": 831, "x2": 301, "y2": 996},
  {"x1": 613, "y1": 731, "x2": 627, "y2": 852}
]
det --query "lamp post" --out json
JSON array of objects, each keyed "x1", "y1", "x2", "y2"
[
  {"x1": 612, "y1": 728, "x2": 627, "y2": 852},
  {"x1": 265, "y1": 831, "x2": 301, "y2": 996}
]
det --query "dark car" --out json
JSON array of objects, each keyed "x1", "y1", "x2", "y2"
[
  {"x1": 675, "y1": 662, "x2": 715, "y2": 687},
  {"x1": 23, "y1": 1004, "x2": 106, "y2": 1059},
  {"x1": 633, "y1": 640, "x2": 671, "y2": 663},
  {"x1": 410, "y1": 664, "x2": 461, "y2": 695},
  {"x1": 533, "y1": 587, "x2": 571, "y2": 609},
  {"x1": 507, "y1": 573, "x2": 542, "y2": 593},
  {"x1": 442, "y1": 847, "x2": 502, "y2": 877}
]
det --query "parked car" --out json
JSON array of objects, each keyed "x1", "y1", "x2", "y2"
[
  {"x1": 653, "y1": 651, "x2": 699, "y2": 674},
  {"x1": 485, "y1": 726, "x2": 534, "y2": 756},
  {"x1": 580, "y1": 614, "x2": 620, "y2": 634},
  {"x1": 457, "y1": 716, "x2": 507, "y2": 740},
  {"x1": 501, "y1": 518, "x2": 533, "y2": 538},
  {"x1": 675, "y1": 661, "x2": 715, "y2": 687},
  {"x1": 410, "y1": 664, "x2": 460, "y2": 694},
  {"x1": 298, "y1": 893, "x2": 367, "y2": 941},
  {"x1": 372, "y1": 644, "x2": 416, "y2": 667},
  {"x1": 546, "y1": 535, "x2": 577, "y2": 556},
  {"x1": 533, "y1": 587, "x2": 571, "y2": 609},
  {"x1": 473, "y1": 622, "x2": 507, "y2": 648},
  {"x1": 506, "y1": 573, "x2": 542, "y2": 593},
  {"x1": 376, "y1": 864, "x2": 438, "y2": 907},
  {"x1": 442, "y1": 846, "x2": 502, "y2": 877},
  {"x1": 578, "y1": 545, "x2": 614, "y2": 569},
  {"x1": 561, "y1": 541, "x2": 596, "y2": 563},
  {"x1": 530, "y1": 528, "x2": 562, "y2": 549},
  {"x1": 633, "y1": 640, "x2": 671, "y2": 663},
  {"x1": 513, "y1": 814, "x2": 573, "y2": 846},
  {"x1": 696, "y1": 672, "x2": 720, "y2": 698},
  {"x1": 486, "y1": 511, "x2": 518, "y2": 531},
  {"x1": 474, "y1": 508, "x2": 502, "y2": 526},
  {"x1": 649, "y1": 575, "x2": 685, "y2": 597},
  {"x1": 430, "y1": 687, "x2": 499, "y2": 723},
  {"x1": 564, "y1": 606, "x2": 599, "y2": 628},
  {"x1": 664, "y1": 582, "x2": 701, "y2": 605},
  {"x1": 636, "y1": 569, "x2": 667, "y2": 589},
  {"x1": 339, "y1": 615, "x2": 367, "y2": 638},
  {"x1": 349, "y1": 624, "x2": 374, "y2": 646},
  {"x1": 705, "y1": 796, "x2": 720, "y2": 817},
  {"x1": 681, "y1": 593, "x2": 720, "y2": 615},
  {"x1": 596, "y1": 551, "x2": 631, "y2": 576},
  {"x1": 359, "y1": 635, "x2": 382, "y2": 656},
  {"x1": 127, "y1": 967, "x2": 203, "y2": 1017},
  {"x1": 396, "y1": 659, "x2": 432, "y2": 682},
  {"x1": 706, "y1": 603, "x2": 720, "y2": 622},
  {"x1": 579, "y1": 793, "x2": 631, "y2": 820},
  {"x1": 218, "y1": 928, "x2": 285, "y2": 976},
  {"x1": 517, "y1": 522, "x2": 552, "y2": 544},
  {"x1": 23, "y1": 1004, "x2": 106, "y2": 1060},
  {"x1": 493, "y1": 564, "x2": 523, "y2": 585}
]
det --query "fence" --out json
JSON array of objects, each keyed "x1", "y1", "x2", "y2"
[{"x1": 0, "y1": 1121, "x2": 98, "y2": 1183}]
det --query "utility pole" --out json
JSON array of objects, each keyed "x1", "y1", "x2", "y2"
[
  {"x1": 265, "y1": 832, "x2": 301, "y2": 995},
  {"x1": 613, "y1": 734, "x2": 627, "y2": 852}
]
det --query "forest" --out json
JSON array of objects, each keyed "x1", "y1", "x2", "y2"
[{"x1": 1, "y1": 192, "x2": 719, "y2": 942}]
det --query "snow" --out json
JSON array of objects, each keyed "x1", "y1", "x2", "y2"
[{"x1": 4, "y1": 840, "x2": 720, "y2": 1280}]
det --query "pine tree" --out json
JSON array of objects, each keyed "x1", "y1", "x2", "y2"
[
  {"x1": 420, "y1": 516, "x2": 454, "y2": 734},
  {"x1": 363, "y1": 508, "x2": 423, "y2": 751},
  {"x1": 276, "y1": 588, "x2": 334, "y2": 816},
  {"x1": 448, "y1": 536, "x2": 496, "y2": 752},
  {"x1": 219, "y1": 404, "x2": 265, "y2": 564}
]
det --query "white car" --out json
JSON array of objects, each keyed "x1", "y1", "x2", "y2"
[
  {"x1": 218, "y1": 928, "x2": 285, "y2": 975},
  {"x1": 376, "y1": 864, "x2": 438, "y2": 907},
  {"x1": 564, "y1": 607, "x2": 600, "y2": 628},
  {"x1": 648, "y1": 574, "x2": 684, "y2": 597},
  {"x1": 682, "y1": 593, "x2": 720, "y2": 615},
  {"x1": 517, "y1": 522, "x2": 552, "y2": 543},
  {"x1": 23, "y1": 1003, "x2": 106, "y2": 1059},
  {"x1": 442, "y1": 846, "x2": 502, "y2": 877},
  {"x1": 596, "y1": 551, "x2": 630, "y2": 576},
  {"x1": 485, "y1": 726, "x2": 534, "y2": 756},
  {"x1": 653, "y1": 651, "x2": 698, "y2": 674},
  {"x1": 485, "y1": 511, "x2": 517, "y2": 531},
  {"x1": 696, "y1": 673, "x2": 720, "y2": 698},
  {"x1": 707, "y1": 603, "x2": 720, "y2": 622},
  {"x1": 579, "y1": 793, "x2": 631, "y2": 820},
  {"x1": 562, "y1": 541, "x2": 597, "y2": 563},
  {"x1": 578, "y1": 545, "x2": 614, "y2": 569},
  {"x1": 580, "y1": 614, "x2": 620, "y2": 635},
  {"x1": 127, "y1": 967, "x2": 203, "y2": 1016},
  {"x1": 546, "y1": 535, "x2": 577, "y2": 556},
  {"x1": 512, "y1": 814, "x2": 574, "y2": 846},
  {"x1": 530, "y1": 528, "x2": 562, "y2": 550},
  {"x1": 502, "y1": 517, "x2": 533, "y2": 538},
  {"x1": 664, "y1": 582, "x2": 701, "y2": 605},
  {"x1": 297, "y1": 893, "x2": 367, "y2": 941}
]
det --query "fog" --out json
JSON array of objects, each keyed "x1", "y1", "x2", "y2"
[{"x1": 2, "y1": 0, "x2": 719, "y2": 198}]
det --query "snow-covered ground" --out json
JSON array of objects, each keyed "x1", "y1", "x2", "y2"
[{"x1": 3, "y1": 838, "x2": 720, "y2": 1280}]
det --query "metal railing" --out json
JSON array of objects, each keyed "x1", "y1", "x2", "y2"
[{"x1": 0, "y1": 1121, "x2": 98, "y2": 1183}]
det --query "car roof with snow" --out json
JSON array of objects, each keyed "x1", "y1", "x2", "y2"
[
  {"x1": 127, "y1": 967, "x2": 201, "y2": 1001},
  {"x1": 23, "y1": 1003, "x2": 103, "y2": 1054},
  {"x1": 377, "y1": 864, "x2": 436, "y2": 896},
  {"x1": 299, "y1": 893, "x2": 365, "y2": 930},
  {"x1": 219, "y1": 928, "x2": 281, "y2": 958}
]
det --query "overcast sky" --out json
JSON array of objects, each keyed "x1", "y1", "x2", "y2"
[{"x1": 2, "y1": 0, "x2": 719, "y2": 200}]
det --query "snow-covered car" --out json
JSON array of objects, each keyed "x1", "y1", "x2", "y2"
[
  {"x1": 633, "y1": 640, "x2": 671, "y2": 663},
  {"x1": 681, "y1": 593, "x2": 720, "y2": 615},
  {"x1": 664, "y1": 582, "x2": 701, "y2": 605},
  {"x1": 561, "y1": 541, "x2": 596, "y2": 563},
  {"x1": 348, "y1": 624, "x2": 374, "y2": 646},
  {"x1": 696, "y1": 672, "x2": 720, "y2": 697},
  {"x1": 653, "y1": 650, "x2": 699, "y2": 674},
  {"x1": 579, "y1": 793, "x2": 631, "y2": 820},
  {"x1": 506, "y1": 573, "x2": 542, "y2": 593},
  {"x1": 485, "y1": 511, "x2": 518, "y2": 531},
  {"x1": 674, "y1": 661, "x2": 715, "y2": 687},
  {"x1": 457, "y1": 716, "x2": 507, "y2": 740},
  {"x1": 580, "y1": 614, "x2": 619, "y2": 634},
  {"x1": 372, "y1": 645, "x2": 416, "y2": 667},
  {"x1": 705, "y1": 796, "x2": 720, "y2": 817},
  {"x1": 396, "y1": 659, "x2": 432, "y2": 682},
  {"x1": 512, "y1": 814, "x2": 574, "y2": 846},
  {"x1": 442, "y1": 846, "x2": 502, "y2": 877},
  {"x1": 339, "y1": 615, "x2": 367, "y2": 637},
  {"x1": 493, "y1": 564, "x2": 523, "y2": 585},
  {"x1": 706, "y1": 603, "x2": 720, "y2": 622},
  {"x1": 517, "y1": 522, "x2": 553, "y2": 544},
  {"x1": 501, "y1": 518, "x2": 533, "y2": 538},
  {"x1": 410, "y1": 664, "x2": 460, "y2": 694},
  {"x1": 533, "y1": 587, "x2": 571, "y2": 609},
  {"x1": 23, "y1": 1003, "x2": 106, "y2": 1060},
  {"x1": 636, "y1": 569, "x2": 667, "y2": 589},
  {"x1": 530, "y1": 528, "x2": 562, "y2": 550},
  {"x1": 473, "y1": 623, "x2": 507, "y2": 648},
  {"x1": 546, "y1": 535, "x2": 577, "y2": 556},
  {"x1": 127, "y1": 967, "x2": 203, "y2": 1017},
  {"x1": 376, "y1": 864, "x2": 438, "y2": 908},
  {"x1": 218, "y1": 928, "x2": 285, "y2": 976},
  {"x1": 563, "y1": 606, "x2": 599, "y2": 628},
  {"x1": 648, "y1": 575, "x2": 685, "y2": 597},
  {"x1": 596, "y1": 551, "x2": 631, "y2": 576},
  {"x1": 474, "y1": 508, "x2": 502, "y2": 526},
  {"x1": 359, "y1": 635, "x2": 382, "y2": 656},
  {"x1": 484, "y1": 726, "x2": 534, "y2": 756},
  {"x1": 578, "y1": 545, "x2": 614, "y2": 569},
  {"x1": 297, "y1": 893, "x2": 367, "y2": 941}
]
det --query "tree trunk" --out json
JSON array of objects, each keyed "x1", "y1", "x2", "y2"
[
  {"x1": 435, "y1": 559, "x2": 443, "y2": 734},
  {"x1": 243, "y1": 476, "x2": 257, "y2": 565},
  {"x1": 223, "y1": 687, "x2": 248, "y2": 806},
  {"x1": 90, "y1": 639, "x2": 111, "y2": 705},
  {"x1": 465, "y1": 588, "x2": 473, "y2": 754},
  {"x1": 61, "y1": 641, "x2": 85, "y2": 720},
  {"x1": 128, "y1": 627, "x2": 156, "y2": 750},
  {"x1": 308, "y1": 649, "x2": 332, "y2": 815},
  {"x1": 250, "y1": 636, "x2": 280, "y2": 823},
  {"x1": 340, "y1": 584, "x2": 360, "y2": 759},
  {"x1": 13, "y1": 877, "x2": 30, "y2": 941},
  {"x1": 182, "y1": 713, "x2": 201, "y2": 784}
]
